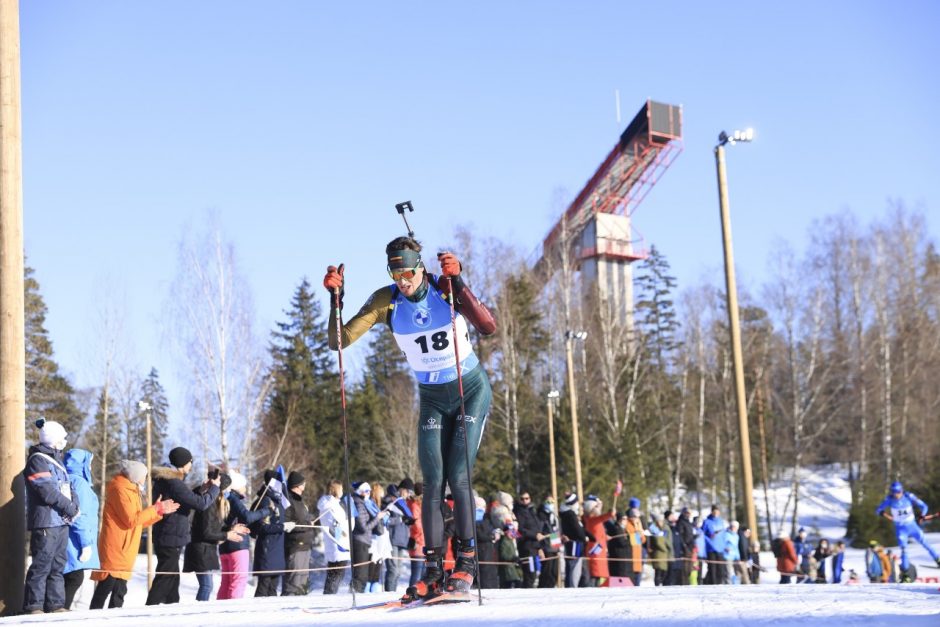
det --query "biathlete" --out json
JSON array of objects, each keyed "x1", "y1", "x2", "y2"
[
  {"x1": 324, "y1": 236, "x2": 496, "y2": 600},
  {"x1": 876, "y1": 480, "x2": 940, "y2": 581}
]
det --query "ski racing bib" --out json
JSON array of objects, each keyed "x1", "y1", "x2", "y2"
[
  {"x1": 890, "y1": 501, "x2": 915, "y2": 525},
  {"x1": 389, "y1": 281, "x2": 478, "y2": 384}
]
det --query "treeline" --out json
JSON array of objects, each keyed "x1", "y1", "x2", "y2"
[{"x1": 25, "y1": 204, "x2": 940, "y2": 548}]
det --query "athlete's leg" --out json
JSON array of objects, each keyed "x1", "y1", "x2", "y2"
[
  {"x1": 908, "y1": 525, "x2": 940, "y2": 560},
  {"x1": 896, "y1": 525, "x2": 912, "y2": 571},
  {"x1": 444, "y1": 368, "x2": 492, "y2": 541},
  {"x1": 417, "y1": 386, "x2": 450, "y2": 549}
]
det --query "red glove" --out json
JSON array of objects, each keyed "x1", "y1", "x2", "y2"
[
  {"x1": 437, "y1": 252, "x2": 461, "y2": 278},
  {"x1": 323, "y1": 264, "x2": 345, "y2": 292}
]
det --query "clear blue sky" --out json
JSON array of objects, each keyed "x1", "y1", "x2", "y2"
[{"x1": 20, "y1": 1, "x2": 940, "y2": 426}]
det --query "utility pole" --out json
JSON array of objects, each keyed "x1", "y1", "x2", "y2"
[
  {"x1": 139, "y1": 401, "x2": 154, "y2": 589},
  {"x1": 565, "y1": 331, "x2": 586, "y2": 506},
  {"x1": 546, "y1": 390, "x2": 561, "y2": 586},
  {"x1": 715, "y1": 129, "x2": 758, "y2": 538},
  {"x1": 0, "y1": 0, "x2": 25, "y2": 614}
]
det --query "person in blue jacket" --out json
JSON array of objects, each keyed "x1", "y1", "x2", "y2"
[
  {"x1": 830, "y1": 540, "x2": 845, "y2": 584},
  {"x1": 62, "y1": 449, "x2": 99, "y2": 609},
  {"x1": 702, "y1": 505, "x2": 728, "y2": 584},
  {"x1": 876, "y1": 480, "x2": 940, "y2": 581},
  {"x1": 792, "y1": 527, "x2": 812, "y2": 579},
  {"x1": 22, "y1": 419, "x2": 80, "y2": 615}
]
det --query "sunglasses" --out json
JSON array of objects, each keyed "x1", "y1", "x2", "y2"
[{"x1": 388, "y1": 264, "x2": 421, "y2": 281}]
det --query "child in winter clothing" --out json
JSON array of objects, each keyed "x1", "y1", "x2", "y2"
[
  {"x1": 62, "y1": 449, "x2": 99, "y2": 609},
  {"x1": 22, "y1": 419, "x2": 80, "y2": 615}
]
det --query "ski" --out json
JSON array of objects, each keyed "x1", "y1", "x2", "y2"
[
  {"x1": 392, "y1": 591, "x2": 472, "y2": 610},
  {"x1": 302, "y1": 599, "x2": 404, "y2": 614}
]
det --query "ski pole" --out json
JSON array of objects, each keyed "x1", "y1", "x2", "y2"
[
  {"x1": 334, "y1": 283, "x2": 358, "y2": 608},
  {"x1": 446, "y1": 272, "x2": 483, "y2": 606}
]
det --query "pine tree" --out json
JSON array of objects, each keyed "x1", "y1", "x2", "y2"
[
  {"x1": 24, "y1": 265, "x2": 82, "y2": 436},
  {"x1": 129, "y1": 367, "x2": 169, "y2": 463},
  {"x1": 260, "y1": 278, "x2": 339, "y2": 485}
]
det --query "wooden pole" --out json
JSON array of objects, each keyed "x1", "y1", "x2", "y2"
[
  {"x1": 0, "y1": 0, "x2": 25, "y2": 614},
  {"x1": 145, "y1": 405, "x2": 153, "y2": 589},
  {"x1": 715, "y1": 142, "x2": 758, "y2": 538},
  {"x1": 565, "y1": 336, "x2": 584, "y2": 509},
  {"x1": 546, "y1": 392, "x2": 560, "y2": 586}
]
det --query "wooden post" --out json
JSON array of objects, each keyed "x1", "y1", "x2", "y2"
[
  {"x1": 141, "y1": 401, "x2": 154, "y2": 589},
  {"x1": 0, "y1": 0, "x2": 25, "y2": 614},
  {"x1": 546, "y1": 391, "x2": 560, "y2": 586},
  {"x1": 565, "y1": 336, "x2": 584, "y2": 508}
]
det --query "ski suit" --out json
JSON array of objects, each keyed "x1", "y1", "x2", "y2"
[
  {"x1": 875, "y1": 491, "x2": 939, "y2": 571},
  {"x1": 329, "y1": 273, "x2": 495, "y2": 551}
]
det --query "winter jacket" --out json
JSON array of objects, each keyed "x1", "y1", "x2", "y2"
[
  {"x1": 649, "y1": 523, "x2": 673, "y2": 571},
  {"x1": 737, "y1": 532, "x2": 750, "y2": 564},
  {"x1": 63, "y1": 449, "x2": 100, "y2": 574},
  {"x1": 676, "y1": 515, "x2": 696, "y2": 555},
  {"x1": 583, "y1": 512, "x2": 611, "y2": 579},
  {"x1": 793, "y1": 535, "x2": 812, "y2": 572},
  {"x1": 24, "y1": 443, "x2": 79, "y2": 530},
  {"x1": 536, "y1": 505, "x2": 560, "y2": 556},
  {"x1": 624, "y1": 517, "x2": 645, "y2": 574},
  {"x1": 606, "y1": 518, "x2": 630, "y2": 577},
  {"x1": 183, "y1": 488, "x2": 228, "y2": 573},
  {"x1": 513, "y1": 502, "x2": 543, "y2": 558},
  {"x1": 497, "y1": 533, "x2": 523, "y2": 586},
  {"x1": 383, "y1": 493, "x2": 412, "y2": 550},
  {"x1": 406, "y1": 495, "x2": 424, "y2": 557},
  {"x1": 669, "y1": 523, "x2": 685, "y2": 572},
  {"x1": 559, "y1": 505, "x2": 587, "y2": 558},
  {"x1": 477, "y1": 516, "x2": 500, "y2": 589},
  {"x1": 150, "y1": 466, "x2": 219, "y2": 548},
  {"x1": 317, "y1": 494, "x2": 351, "y2": 563},
  {"x1": 776, "y1": 537, "x2": 798, "y2": 575},
  {"x1": 351, "y1": 493, "x2": 385, "y2": 547},
  {"x1": 722, "y1": 529, "x2": 740, "y2": 561},
  {"x1": 831, "y1": 551, "x2": 845, "y2": 583},
  {"x1": 284, "y1": 490, "x2": 315, "y2": 554},
  {"x1": 219, "y1": 491, "x2": 269, "y2": 554},
  {"x1": 92, "y1": 474, "x2": 163, "y2": 581},
  {"x1": 702, "y1": 513, "x2": 727, "y2": 554},
  {"x1": 250, "y1": 486, "x2": 288, "y2": 573}
]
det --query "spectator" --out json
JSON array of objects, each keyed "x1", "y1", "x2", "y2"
[
  {"x1": 476, "y1": 496, "x2": 500, "y2": 589},
  {"x1": 317, "y1": 480, "x2": 350, "y2": 594},
  {"x1": 675, "y1": 508, "x2": 696, "y2": 585},
  {"x1": 91, "y1": 460, "x2": 178, "y2": 609},
  {"x1": 792, "y1": 527, "x2": 812, "y2": 579},
  {"x1": 582, "y1": 495, "x2": 611, "y2": 587},
  {"x1": 724, "y1": 520, "x2": 748, "y2": 584},
  {"x1": 282, "y1": 471, "x2": 315, "y2": 596},
  {"x1": 513, "y1": 491, "x2": 544, "y2": 588},
  {"x1": 736, "y1": 526, "x2": 753, "y2": 585},
  {"x1": 217, "y1": 471, "x2": 270, "y2": 600},
  {"x1": 184, "y1": 472, "x2": 248, "y2": 601},
  {"x1": 403, "y1": 479, "x2": 424, "y2": 587},
  {"x1": 702, "y1": 504, "x2": 728, "y2": 585},
  {"x1": 649, "y1": 513, "x2": 672, "y2": 586},
  {"x1": 22, "y1": 419, "x2": 80, "y2": 615},
  {"x1": 146, "y1": 447, "x2": 221, "y2": 605},
  {"x1": 62, "y1": 449, "x2": 99, "y2": 609},
  {"x1": 692, "y1": 515, "x2": 706, "y2": 585},
  {"x1": 667, "y1": 511, "x2": 685, "y2": 585},
  {"x1": 606, "y1": 512, "x2": 630, "y2": 579},
  {"x1": 491, "y1": 500, "x2": 522, "y2": 588},
  {"x1": 251, "y1": 469, "x2": 294, "y2": 597},
  {"x1": 350, "y1": 481, "x2": 387, "y2": 593},
  {"x1": 813, "y1": 538, "x2": 832, "y2": 583},
  {"x1": 775, "y1": 531, "x2": 798, "y2": 584},
  {"x1": 367, "y1": 482, "x2": 392, "y2": 592},
  {"x1": 383, "y1": 483, "x2": 414, "y2": 593},
  {"x1": 830, "y1": 540, "x2": 846, "y2": 584},
  {"x1": 748, "y1": 536, "x2": 761, "y2": 584},
  {"x1": 559, "y1": 493, "x2": 587, "y2": 588},
  {"x1": 537, "y1": 496, "x2": 561, "y2": 588}
]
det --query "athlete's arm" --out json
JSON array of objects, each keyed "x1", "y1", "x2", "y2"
[
  {"x1": 328, "y1": 287, "x2": 393, "y2": 350},
  {"x1": 875, "y1": 497, "x2": 892, "y2": 519},
  {"x1": 436, "y1": 275, "x2": 497, "y2": 336},
  {"x1": 909, "y1": 493, "x2": 929, "y2": 517}
]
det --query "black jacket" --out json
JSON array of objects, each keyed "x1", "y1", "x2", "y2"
[
  {"x1": 183, "y1": 488, "x2": 226, "y2": 572},
  {"x1": 606, "y1": 518, "x2": 630, "y2": 577},
  {"x1": 513, "y1": 502, "x2": 542, "y2": 557},
  {"x1": 285, "y1": 490, "x2": 315, "y2": 554},
  {"x1": 676, "y1": 514, "x2": 696, "y2": 554},
  {"x1": 477, "y1": 516, "x2": 500, "y2": 589},
  {"x1": 151, "y1": 467, "x2": 219, "y2": 548},
  {"x1": 249, "y1": 487, "x2": 287, "y2": 572},
  {"x1": 559, "y1": 507, "x2": 587, "y2": 556},
  {"x1": 537, "y1": 506, "x2": 560, "y2": 555}
]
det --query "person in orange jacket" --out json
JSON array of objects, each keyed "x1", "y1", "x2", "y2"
[
  {"x1": 90, "y1": 460, "x2": 179, "y2": 609},
  {"x1": 774, "y1": 532, "x2": 799, "y2": 584},
  {"x1": 581, "y1": 495, "x2": 612, "y2": 586}
]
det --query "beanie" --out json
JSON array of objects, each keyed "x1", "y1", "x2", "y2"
[
  {"x1": 628, "y1": 497, "x2": 641, "y2": 510},
  {"x1": 398, "y1": 477, "x2": 415, "y2": 492},
  {"x1": 354, "y1": 481, "x2": 371, "y2": 496},
  {"x1": 121, "y1": 459, "x2": 148, "y2": 485},
  {"x1": 36, "y1": 418, "x2": 68, "y2": 450},
  {"x1": 168, "y1": 447, "x2": 193, "y2": 468},
  {"x1": 287, "y1": 471, "x2": 305, "y2": 489},
  {"x1": 229, "y1": 471, "x2": 247, "y2": 494},
  {"x1": 219, "y1": 473, "x2": 232, "y2": 492},
  {"x1": 263, "y1": 469, "x2": 278, "y2": 484},
  {"x1": 564, "y1": 493, "x2": 579, "y2": 507},
  {"x1": 386, "y1": 484, "x2": 399, "y2": 498}
]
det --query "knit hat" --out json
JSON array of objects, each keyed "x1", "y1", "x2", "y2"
[
  {"x1": 36, "y1": 418, "x2": 68, "y2": 450},
  {"x1": 398, "y1": 477, "x2": 416, "y2": 492},
  {"x1": 121, "y1": 459, "x2": 148, "y2": 485},
  {"x1": 386, "y1": 484, "x2": 399, "y2": 498},
  {"x1": 229, "y1": 471, "x2": 248, "y2": 494},
  {"x1": 564, "y1": 493, "x2": 579, "y2": 507},
  {"x1": 354, "y1": 481, "x2": 371, "y2": 496},
  {"x1": 168, "y1": 447, "x2": 193, "y2": 468},
  {"x1": 263, "y1": 469, "x2": 278, "y2": 484},
  {"x1": 287, "y1": 471, "x2": 305, "y2": 489},
  {"x1": 628, "y1": 497, "x2": 641, "y2": 509},
  {"x1": 219, "y1": 473, "x2": 232, "y2": 492}
]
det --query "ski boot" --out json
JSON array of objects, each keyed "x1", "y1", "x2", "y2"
[
  {"x1": 900, "y1": 569, "x2": 913, "y2": 584},
  {"x1": 444, "y1": 538, "x2": 477, "y2": 594},
  {"x1": 401, "y1": 547, "x2": 445, "y2": 603}
]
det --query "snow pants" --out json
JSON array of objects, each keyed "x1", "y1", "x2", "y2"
[
  {"x1": 417, "y1": 365, "x2": 492, "y2": 548},
  {"x1": 217, "y1": 549, "x2": 249, "y2": 600},
  {"x1": 895, "y1": 521, "x2": 940, "y2": 570},
  {"x1": 23, "y1": 525, "x2": 69, "y2": 613},
  {"x1": 89, "y1": 575, "x2": 128, "y2": 609}
]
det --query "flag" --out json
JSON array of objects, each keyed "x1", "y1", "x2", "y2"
[
  {"x1": 267, "y1": 477, "x2": 290, "y2": 510},
  {"x1": 614, "y1": 479, "x2": 623, "y2": 497},
  {"x1": 386, "y1": 497, "x2": 413, "y2": 519}
]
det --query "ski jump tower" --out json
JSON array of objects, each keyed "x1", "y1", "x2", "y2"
[{"x1": 536, "y1": 99, "x2": 682, "y2": 325}]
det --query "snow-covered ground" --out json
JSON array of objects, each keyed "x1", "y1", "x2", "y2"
[{"x1": 5, "y1": 466, "x2": 940, "y2": 625}]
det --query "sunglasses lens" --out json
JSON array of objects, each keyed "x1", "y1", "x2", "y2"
[{"x1": 390, "y1": 267, "x2": 418, "y2": 280}]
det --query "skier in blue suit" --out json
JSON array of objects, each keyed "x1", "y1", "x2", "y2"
[{"x1": 875, "y1": 481, "x2": 940, "y2": 581}]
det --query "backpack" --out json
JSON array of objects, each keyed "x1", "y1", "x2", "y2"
[{"x1": 771, "y1": 537, "x2": 783, "y2": 558}]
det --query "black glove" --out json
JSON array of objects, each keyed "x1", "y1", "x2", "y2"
[{"x1": 403, "y1": 515, "x2": 416, "y2": 525}]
